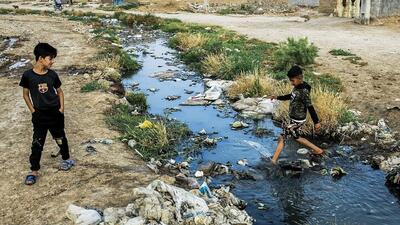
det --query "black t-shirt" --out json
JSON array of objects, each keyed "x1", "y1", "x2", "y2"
[{"x1": 19, "y1": 69, "x2": 62, "y2": 110}]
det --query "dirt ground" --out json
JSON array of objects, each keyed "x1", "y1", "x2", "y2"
[{"x1": 0, "y1": 15, "x2": 160, "y2": 225}]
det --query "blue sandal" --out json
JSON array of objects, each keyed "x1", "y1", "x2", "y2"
[
  {"x1": 25, "y1": 174, "x2": 37, "y2": 185},
  {"x1": 59, "y1": 159, "x2": 75, "y2": 171}
]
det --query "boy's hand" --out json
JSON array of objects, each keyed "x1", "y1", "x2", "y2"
[
  {"x1": 59, "y1": 107, "x2": 64, "y2": 113},
  {"x1": 270, "y1": 96, "x2": 277, "y2": 100},
  {"x1": 314, "y1": 123, "x2": 321, "y2": 133}
]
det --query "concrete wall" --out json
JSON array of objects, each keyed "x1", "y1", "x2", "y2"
[
  {"x1": 319, "y1": 0, "x2": 336, "y2": 13},
  {"x1": 370, "y1": 0, "x2": 400, "y2": 17},
  {"x1": 288, "y1": 0, "x2": 319, "y2": 7}
]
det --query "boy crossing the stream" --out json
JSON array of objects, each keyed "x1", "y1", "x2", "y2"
[
  {"x1": 270, "y1": 65, "x2": 324, "y2": 164},
  {"x1": 20, "y1": 43, "x2": 74, "y2": 185}
]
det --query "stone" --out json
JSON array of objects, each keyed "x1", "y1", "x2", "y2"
[
  {"x1": 66, "y1": 204, "x2": 102, "y2": 225},
  {"x1": 204, "y1": 85, "x2": 222, "y2": 101},
  {"x1": 180, "y1": 95, "x2": 210, "y2": 106},
  {"x1": 165, "y1": 95, "x2": 181, "y2": 101},
  {"x1": 231, "y1": 121, "x2": 249, "y2": 129},
  {"x1": 103, "y1": 207, "x2": 126, "y2": 225},
  {"x1": 203, "y1": 137, "x2": 218, "y2": 146}
]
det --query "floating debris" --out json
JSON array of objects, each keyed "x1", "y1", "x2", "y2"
[
  {"x1": 148, "y1": 87, "x2": 159, "y2": 93},
  {"x1": 198, "y1": 129, "x2": 207, "y2": 135},
  {"x1": 297, "y1": 148, "x2": 309, "y2": 155},
  {"x1": 330, "y1": 166, "x2": 348, "y2": 178},
  {"x1": 85, "y1": 145, "x2": 97, "y2": 154},
  {"x1": 195, "y1": 170, "x2": 204, "y2": 177},
  {"x1": 237, "y1": 159, "x2": 248, "y2": 166}
]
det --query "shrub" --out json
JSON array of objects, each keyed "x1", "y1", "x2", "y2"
[
  {"x1": 126, "y1": 92, "x2": 148, "y2": 112},
  {"x1": 170, "y1": 33, "x2": 208, "y2": 51},
  {"x1": 329, "y1": 49, "x2": 354, "y2": 56},
  {"x1": 304, "y1": 71, "x2": 343, "y2": 93},
  {"x1": 81, "y1": 80, "x2": 109, "y2": 92},
  {"x1": 202, "y1": 53, "x2": 232, "y2": 78},
  {"x1": 338, "y1": 110, "x2": 359, "y2": 125},
  {"x1": 227, "y1": 70, "x2": 291, "y2": 98},
  {"x1": 273, "y1": 37, "x2": 318, "y2": 71}
]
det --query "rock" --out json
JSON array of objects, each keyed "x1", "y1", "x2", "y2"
[
  {"x1": 103, "y1": 207, "x2": 126, "y2": 225},
  {"x1": 204, "y1": 79, "x2": 234, "y2": 92},
  {"x1": 232, "y1": 97, "x2": 275, "y2": 118},
  {"x1": 299, "y1": 159, "x2": 312, "y2": 168},
  {"x1": 147, "y1": 88, "x2": 159, "y2": 93},
  {"x1": 115, "y1": 97, "x2": 129, "y2": 105},
  {"x1": 151, "y1": 71, "x2": 176, "y2": 80},
  {"x1": 128, "y1": 139, "x2": 137, "y2": 149},
  {"x1": 237, "y1": 159, "x2": 248, "y2": 166},
  {"x1": 66, "y1": 204, "x2": 102, "y2": 225},
  {"x1": 297, "y1": 148, "x2": 309, "y2": 155},
  {"x1": 231, "y1": 121, "x2": 249, "y2": 129},
  {"x1": 212, "y1": 99, "x2": 225, "y2": 105},
  {"x1": 122, "y1": 217, "x2": 145, "y2": 225},
  {"x1": 165, "y1": 95, "x2": 181, "y2": 101},
  {"x1": 204, "y1": 85, "x2": 222, "y2": 101},
  {"x1": 199, "y1": 161, "x2": 230, "y2": 176},
  {"x1": 381, "y1": 156, "x2": 400, "y2": 171},
  {"x1": 184, "y1": 89, "x2": 194, "y2": 94},
  {"x1": 180, "y1": 95, "x2": 210, "y2": 106},
  {"x1": 195, "y1": 170, "x2": 204, "y2": 177},
  {"x1": 385, "y1": 168, "x2": 400, "y2": 186},
  {"x1": 254, "y1": 7, "x2": 265, "y2": 14},
  {"x1": 330, "y1": 166, "x2": 347, "y2": 178}
]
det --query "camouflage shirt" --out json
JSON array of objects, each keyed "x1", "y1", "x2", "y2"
[{"x1": 277, "y1": 82, "x2": 319, "y2": 123}]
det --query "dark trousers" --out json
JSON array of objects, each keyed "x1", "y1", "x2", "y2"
[{"x1": 30, "y1": 108, "x2": 69, "y2": 171}]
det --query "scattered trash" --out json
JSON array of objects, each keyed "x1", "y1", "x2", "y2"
[
  {"x1": 198, "y1": 161, "x2": 230, "y2": 176},
  {"x1": 84, "y1": 138, "x2": 113, "y2": 145},
  {"x1": 231, "y1": 121, "x2": 249, "y2": 129},
  {"x1": 199, "y1": 181, "x2": 213, "y2": 198},
  {"x1": 330, "y1": 166, "x2": 348, "y2": 178},
  {"x1": 204, "y1": 85, "x2": 222, "y2": 101},
  {"x1": 202, "y1": 137, "x2": 219, "y2": 146},
  {"x1": 237, "y1": 159, "x2": 248, "y2": 166},
  {"x1": 165, "y1": 95, "x2": 181, "y2": 101},
  {"x1": 320, "y1": 168, "x2": 328, "y2": 175},
  {"x1": 128, "y1": 139, "x2": 137, "y2": 149},
  {"x1": 195, "y1": 170, "x2": 204, "y2": 177},
  {"x1": 85, "y1": 145, "x2": 97, "y2": 154},
  {"x1": 8, "y1": 58, "x2": 30, "y2": 70},
  {"x1": 66, "y1": 204, "x2": 102, "y2": 225},
  {"x1": 297, "y1": 148, "x2": 309, "y2": 155},
  {"x1": 198, "y1": 129, "x2": 207, "y2": 135},
  {"x1": 256, "y1": 202, "x2": 268, "y2": 210}
]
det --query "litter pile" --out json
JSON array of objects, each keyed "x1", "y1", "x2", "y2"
[
  {"x1": 231, "y1": 96, "x2": 275, "y2": 119},
  {"x1": 66, "y1": 180, "x2": 253, "y2": 225}
]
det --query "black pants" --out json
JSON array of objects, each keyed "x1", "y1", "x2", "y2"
[{"x1": 30, "y1": 108, "x2": 69, "y2": 171}]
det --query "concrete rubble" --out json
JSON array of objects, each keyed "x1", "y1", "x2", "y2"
[{"x1": 67, "y1": 180, "x2": 253, "y2": 225}]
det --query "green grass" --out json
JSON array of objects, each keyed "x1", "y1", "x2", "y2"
[
  {"x1": 329, "y1": 49, "x2": 355, "y2": 56},
  {"x1": 304, "y1": 71, "x2": 343, "y2": 93},
  {"x1": 273, "y1": 37, "x2": 318, "y2": 71},
  {"x1": 81, "y1": 80, "x2": 109, "y2": 92},
  {"x1": 126, "y1": 92, "x2": 148, "y2": 113},
  {"x1": 106, "y1": 104, "x2": 191, "y2": 160},
  {"x1": 338, "y1": 109, "x2": 359, "y2": 125}
]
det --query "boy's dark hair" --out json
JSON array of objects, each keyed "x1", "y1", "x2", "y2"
[
  {"x1": 34, "y1": 43, "x2": 57, "y2": 61},
  {"x1": 287, "y1": 65, "x2": 303, "y2": 78}
]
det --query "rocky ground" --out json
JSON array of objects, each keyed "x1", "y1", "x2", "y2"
[{"x1": 0, "y1": 14, "x2": 160, "y2": 225}]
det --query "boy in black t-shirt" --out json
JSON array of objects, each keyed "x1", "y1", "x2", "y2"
[{"x1": 19, "y1": 43, "x2": 74, "y2": 185}]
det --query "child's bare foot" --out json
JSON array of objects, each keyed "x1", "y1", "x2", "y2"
[
  {"x1": 271, "y1": 159, "x2": 278, "y2": 165},
  {"x1": 312, "y1": 149, "x2": 324, "y2": 155}
]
